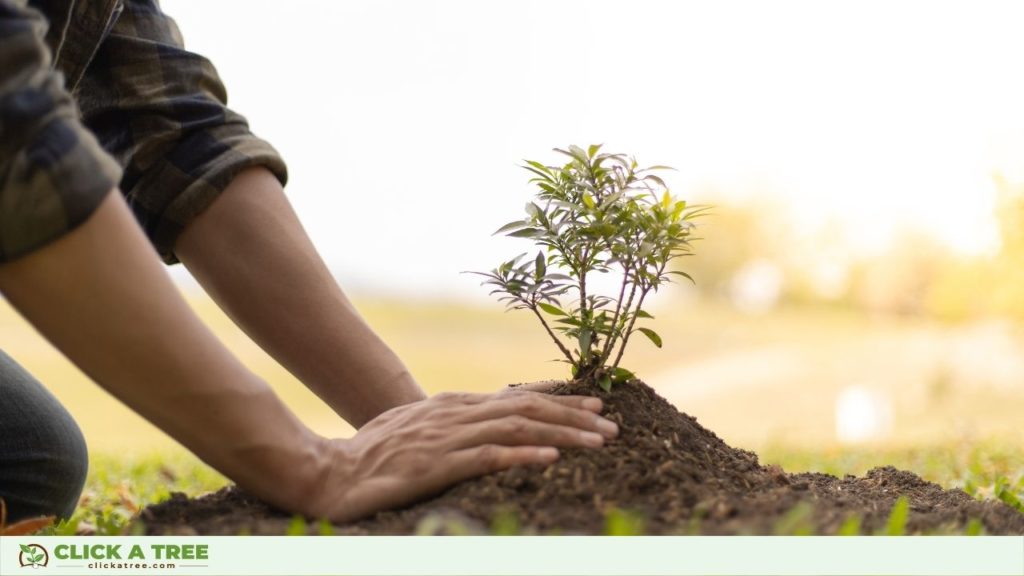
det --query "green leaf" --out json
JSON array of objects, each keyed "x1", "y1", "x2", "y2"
[
  {"x1": 667, "y1": 270, "x2": 696, "y2": 284},
  {"x1": 837, "y1": 515, "x2": 861, "y2": 535},
  {"x1": 493, "y1": 220, "x2": 527, "y2": 235},
  {"x1": 604, "y1": 508, "x2": 644, "y2": 535},
  {"x1": 522, "y1": 165, "x2": 554, "y2": 182},
  {"x1": 682, "y1": 205, "x2": 714, "y2": 219},
  {"x1": 963, "y1": 477, "x2": 978, "y2": 496},
  {"x1": 602, "y1": 190, "x2": 625, "y2": 206},
  {"x1": 883, "y1": 497, "x2": 909, "y2": 535},
  {"x1": 20, "y1": 545, "x2": 33, "y2": 554},
  {"x1": 317, "y1": 519, "x2": 335, "y2": 536},
  {"x1": 522, "y1": 166, "x2": 553, "y2": 181},
  {"x1": 538, "y1": 302, "x2": 568, "y2": 316},
  {"x1": 524, "y1": 159, "x2": 552, "y2": 174},
  {"x1": 636, "y1": 327, "x2": 662, "y2": 348},
  {"x1": 579, "y1": 329, "x2": 592, "y2": 359},
  {"x1": 285, "y1": 515, "x2": 307, "y2": 536},
  {"x1": 543, "y1": 273, "x2": 573, "y2": 281},
  {"x1": 508, "y1": 228, "x2": 542, "y2": 238},
  {"x1": 554, "y1": 146, "x2": 589, "y2": 165},
  {"x1": 646, "y1": 174, "x2": 668, "y2": 189},
  {"x1": 598, "y1": 373, "x2": 612, "y2": 393},
  {"x1": 568, "y1": 144, "x2": 589, "y2": 162},
  {"x1": 772, "y1": 502, "x2": 814, "y2": 535},
  {"x1": 490, "y1": 509, "x2": 521, "y2": 536},
  {"x1": 478, "y1": 145, "x2": 706, "y2": 371},
  {"x1": 537, "y1": 181, "x2": 557, "y2": 194},
  {"x1": 611, "y1": 367, "x2": 635, "y2": 383},
  {"x1": 996, "y1": 482, "x2": 1024, "y2": 512},
  {"x1": 672, "y1": 200, "x2": 687, "y2": 221}
]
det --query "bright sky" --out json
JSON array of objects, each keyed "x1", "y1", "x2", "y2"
[{"x1": 162, "y1": 0, "x2": 1024, "y2": 298}]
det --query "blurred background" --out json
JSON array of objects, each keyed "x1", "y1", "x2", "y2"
[{"x1": 3, "y1": 1, "x2": 1024, "y2": 481}]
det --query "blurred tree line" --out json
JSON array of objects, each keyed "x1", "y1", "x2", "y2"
[
  {"x1": 926, "y1": 174, "x2": 1024, "y2": 321},
  {"x1": 683, "y1": 177, "x2": 1024, "y2": 322}
]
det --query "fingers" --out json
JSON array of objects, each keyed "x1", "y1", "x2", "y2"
[
  {"x1": 498, "y1": 390, "x2": 605, "y2": 413},
  {"x1": 430, "y1": 391, "x2": 491, "y2": 404},
  {"x1": 435, "y1": 389, "x2": 603, "y2": 414},
  {"x1": 450, "y1": 393, "x2": 618, "y2": 439},
  {"x1": 444, "y1": 416, "x2": 608, "y2": 452},
  {"x1": 443, "y1": 444, "x2": 559, "y2": 482}
]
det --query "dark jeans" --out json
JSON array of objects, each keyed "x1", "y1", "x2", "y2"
[{"x1": 0, "y1": 350, "x2": 88, "y2": 522}]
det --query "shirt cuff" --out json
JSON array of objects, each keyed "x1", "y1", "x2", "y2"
[{"x1": 0, "y1": 115, "x2": 123, "y2": 263}]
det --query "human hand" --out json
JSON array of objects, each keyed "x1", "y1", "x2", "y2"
[{"x1": 301, "y1": 389, "x2": 617, "y2": 523}]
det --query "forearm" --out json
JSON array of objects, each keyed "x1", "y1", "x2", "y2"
[
  {"x1": 0, "y1": 192, "x2": 324, "y2": 512},
  {"x1": 174, "y1": 167, "x2": 426, "y2": 428}
]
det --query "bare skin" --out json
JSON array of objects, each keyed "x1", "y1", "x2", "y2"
[
  {"x1": 174, "y1": 167, "x2": 423, "y2": 428},
  {"x1": 308, "y1": 390, "x2": 617, "y2": 522},
  {"x1": 0, "y1": 191, "x2": 618, "y2": 521}
]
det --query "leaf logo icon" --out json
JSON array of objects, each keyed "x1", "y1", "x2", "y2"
[{"x1": 18, "y1": 543, "x2": 49, "y2": 568}]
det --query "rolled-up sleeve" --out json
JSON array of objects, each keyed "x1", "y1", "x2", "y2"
[
  {"x1": 0, "y1": 0, "x2": 122, "y2": 263},
  {"x1": 76, "y1": 0, "x2": 288, "y2": 265}
]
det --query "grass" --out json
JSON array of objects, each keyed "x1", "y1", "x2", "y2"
[
  {"x1": 760, "y1": 441, "x2": 1024, "y2": 508},
  {"x1": 41, "y1": 452, "x2": 226, "y2": 536}
]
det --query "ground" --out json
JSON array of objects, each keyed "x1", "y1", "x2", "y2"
[
  {"x1": 43, "y1": 392, "x2": 1024, "y2": 536},
  {"x1": 2, "y1": 296, "x2": 1021, "y2": 535}
]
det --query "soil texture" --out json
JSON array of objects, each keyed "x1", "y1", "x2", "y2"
[{"x1": 137, "y1": 380, "x2": 1024, "y2": 535}]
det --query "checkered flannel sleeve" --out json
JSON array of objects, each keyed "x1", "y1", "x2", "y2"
[
  {"x1": 76, "y1": 0, "x2": 289, "y2": 264},
  {"x1": 0, "y1": 0, "x2": 122, "y2": 263}
]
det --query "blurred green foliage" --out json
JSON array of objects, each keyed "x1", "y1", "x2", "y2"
[
  {"x1": 922, "y1": 176, "x2": 1024, "y2": 321},
  {"x1": 689, "y1": 174, "x2": 1024, "y2": 323}
]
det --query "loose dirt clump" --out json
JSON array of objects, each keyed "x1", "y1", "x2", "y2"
[{"x1": 137, "y1": 381, "x2": 1024, "y2": 535}]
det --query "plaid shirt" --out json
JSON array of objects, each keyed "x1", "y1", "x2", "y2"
[{"x1": 0, "y1": 0, "x2": 287, "y2": 264}]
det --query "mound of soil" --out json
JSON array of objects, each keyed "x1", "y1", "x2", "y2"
[{"x1": 137, "y1": 380, "x2": 1024, "y2": 535}]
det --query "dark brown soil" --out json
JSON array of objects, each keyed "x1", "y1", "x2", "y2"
[{"x1": 137, "y1": 380, "x2": 1024, "y2": 535}]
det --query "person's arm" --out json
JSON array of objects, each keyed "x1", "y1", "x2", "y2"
[
  {"x1": 0, "y1": 192, "x2": 619, "y2": 521},
  {"x1": 0, "y1": 192, "x2": 325, "y2": 510},
  {"x1": 0, "y1": 0, "x2": 321, "y2": 511},
  {"x1": 0, "y1": 1, "x2": 618, "y2": 522},
  {"x1": 175, "y1": 167, "x2": 425, "y2": 428}
]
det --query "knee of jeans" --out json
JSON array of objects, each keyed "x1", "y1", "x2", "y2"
[
  {"x1": 54, "y1": 417, "x2": 89, "y2": 519},
  {"x1": 38, "y1": 409, "x2": 90, "y2": 520}
]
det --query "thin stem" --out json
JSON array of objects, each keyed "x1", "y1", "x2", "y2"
[
  {"x1": 611, "y1": 285, "x2": 649, "y2": 370},
  {"x1": 599, "y1": 264, "x2": 632, "y2": 363},
  {"x1": 598, "y1": 230, "x2": 638, "y2": 360},
  {"x1": 612, "y1": 259, "x2": 667, "y2": 369},
  {"x1": 530, "y1": 305, "x2": 575, "y2": 363},
  {"x1": 577, "y1": 245, "x2": 590, "y2": 361}
]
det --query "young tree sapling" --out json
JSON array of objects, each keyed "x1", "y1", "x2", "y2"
[{"x1": 472, "y1": 144, "x2": 707, "y2": 391}]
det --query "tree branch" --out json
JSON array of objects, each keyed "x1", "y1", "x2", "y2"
[
  {"x1": 611, "y1": 284, "x2": 649, "y2": 370},
  {"x1": 530, "y1": 305, "x2": 575, "y2": 363},
  {"x1": 599, "y1": 265, "x2": 631, "y2": 364}
]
